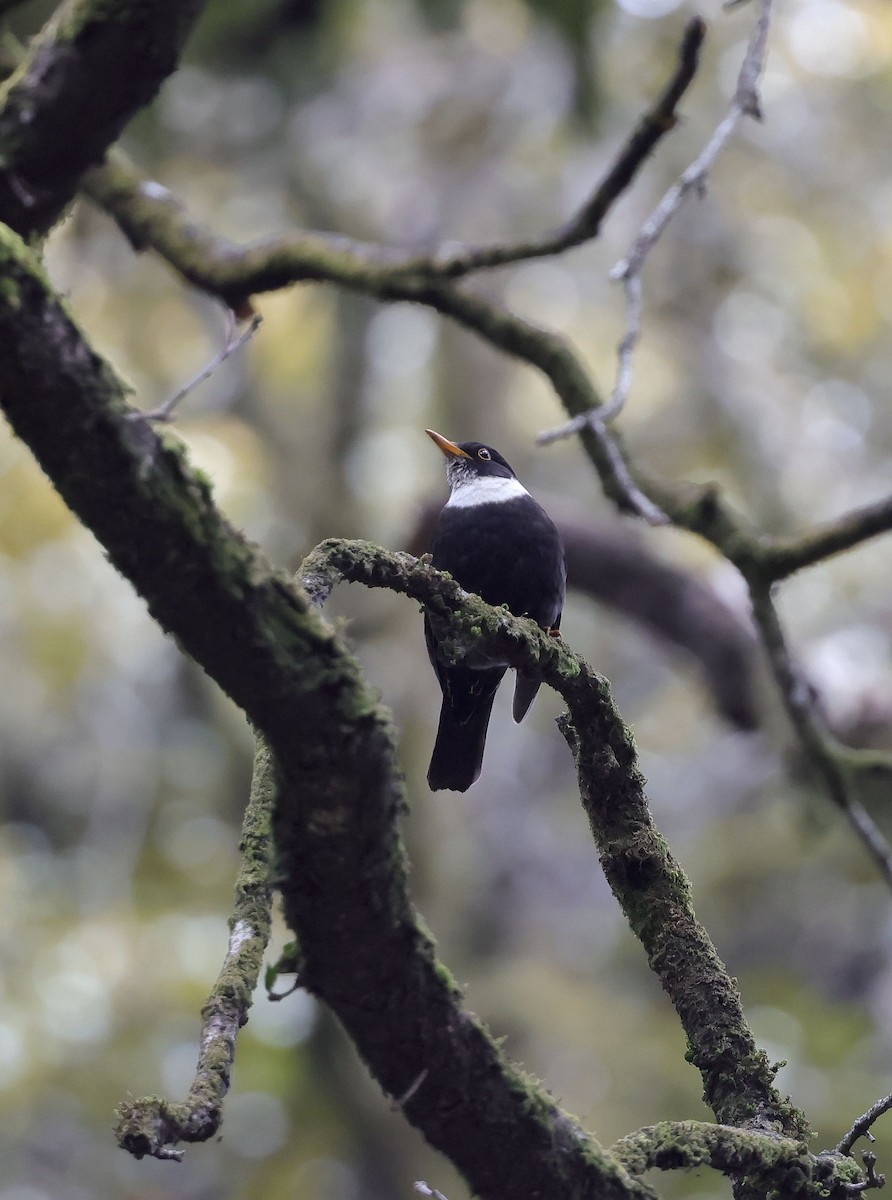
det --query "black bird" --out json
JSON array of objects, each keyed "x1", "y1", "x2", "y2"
[{"x1": 424, "y1": 429, "x2": 566, "y2": 792}]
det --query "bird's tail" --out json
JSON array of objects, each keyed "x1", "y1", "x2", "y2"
[
  {"x1": 512, "y1": 672, "x2": 541, "y2": 723},
  {"x1": 427, "y1": 692, "x2": 498, "y2": 793}
]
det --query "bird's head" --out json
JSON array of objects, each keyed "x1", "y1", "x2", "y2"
[{"x1": 425, "y1": 429, "x2": 517, "y2": 489}]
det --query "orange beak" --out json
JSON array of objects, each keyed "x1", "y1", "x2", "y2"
[{"x1": 425, "y1": 429, "x2": 472, "y2": 459}]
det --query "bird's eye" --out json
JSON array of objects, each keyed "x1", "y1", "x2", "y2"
[{"x1": 477, "y1": 448, "x2": 491, "y2": 461}]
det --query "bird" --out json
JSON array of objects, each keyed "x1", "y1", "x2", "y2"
[{"x1": 424, "y1": 429, "x2": 566, "y2": 792}]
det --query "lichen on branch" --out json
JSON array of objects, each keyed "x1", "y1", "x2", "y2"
[
  {"x1": 297, "y1": 537, "x2": 809, "y2": 1142},
  {"x1": 114, "y1": 739, "x2": 276, "y2": 1161}
]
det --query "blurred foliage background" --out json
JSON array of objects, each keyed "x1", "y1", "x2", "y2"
[{"x1": 3, "y1": 0, "x2": 892, "y2": 1197}]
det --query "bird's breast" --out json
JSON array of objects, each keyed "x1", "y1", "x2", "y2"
[{"x1": 430, "y1": 496, "x2": 565, "y2": 628}]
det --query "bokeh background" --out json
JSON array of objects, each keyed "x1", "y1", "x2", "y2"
[{"x1": 3, "y1": 0, "x2": 892, "y2": 1197}]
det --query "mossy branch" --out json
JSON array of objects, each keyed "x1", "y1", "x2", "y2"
[
  {"x1": 298, "y1": 538, "x2": 808, "y2": 1141},
  {"x1": 0, "y1": 0, "x2": 204, "y2": 236},
  {"x1": 611, "y1": 1122, "x2": 870, "y2": 1197},
  {"x1": 114, "y1": 740, "x2": 275, "y2": 1161}
]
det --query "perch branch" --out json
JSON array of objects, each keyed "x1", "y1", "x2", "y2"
[
  {"x1": 114, "y1": 738, "x2": 276, "y2": 1160},
  {"x1": 299, "y1": 537, "x2": 807, "y2": 1140},
  {"x1": 406, "y1": 504, "x2": 760, "y2": 729}
]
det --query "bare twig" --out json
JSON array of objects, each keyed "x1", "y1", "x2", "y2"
[
  {"x1": 601, "y1": 0, "x2": 772, "y2": 427},
  {"x1": 405, "y1": 15, "x2": 707, "y2": 278},
  {"x1": 535, "y1": 275, "x2": 669, "y2": 525},
  {"x1": 837, "y1": 1093, "x2": 892, "y2": 1157},
  {"x1": 538, "y1": 264, "x2": 643, "y2": 447},
  {"x1": 136, "y1": 310, "x2": 262, "y2": 423},
  {"x1": 415, "y1": 1183, "x2": 450, "y2": 1200}
]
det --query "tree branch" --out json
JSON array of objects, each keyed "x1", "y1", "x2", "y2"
[
  {"x1": 604, "y1": 0, "x2": 772, "y2": 421},
  {"x1": 84, "y1": 149, "x2": 663, "y2": 521},
  {"x1": 0, "y1": 3, "x2": 887, "y2": 1190},
  {"x1": 1, "y1": 218, "x2": 879, "y2": 1195},
  {"x1": 83, "y1": 17, "x2": 705, "y2": 286},
  {"x1": 0, "y1": 0, "x2": 205, "y2": 236},
  {"x1": 406, "y1": 504, "x2": 760, "y2": 729},
  {"x1": 298, "y1": 538, "x2": 807, "y2": 1140},
  {"x1": 749, "y1": 583, "x2": 892, "y2": 887},
  {"x1": 0, "y1": 220, "x2": 655, "y2": 1200},
  {"x1": 114, "y1": 739, "x2": 275, "y2": 1160},
  {"x1": 761, "y1": 494, "x2": 892, "y2": 581},
  {"x1": 78, "y1": 36, "x2": 892, "y2": 877},
  {"x1": 837, "y1": 1093, "x2": 892, "y2": 1158},
  {"x1": 612, "y1": 1121, "x2": 865, "y2": 1196}
]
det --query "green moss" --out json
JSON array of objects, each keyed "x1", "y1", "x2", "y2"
[
  {"x1": 0, "y1": 271, "x2": 20, "y2": 309},
  {"x1": 0, "y1": 222, "x2": 50, "y2": 289}
]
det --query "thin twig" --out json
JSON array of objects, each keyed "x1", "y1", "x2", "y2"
[
  {"x1": 409, "y1": 15, "x2": 707, "y2": 278},
  {"x1": 536, "y1": 276, "x2": 664, "y2": 526},
  {"x1": 597, "y1": 0, "x2": 772, "y2": 432},
  {"x1": 415, "y1": 1182, "x2": 450, "y2": 1200},
  {"x1": 837, "y1": 1093, "x2": 892, "y2": 1157},
  {"x1": 137, "y1": 310, "x2": 262, "y2": 423},
  {"x1": 537, "y1": 274, "x2": 643, "y2": 441},
  {"x1": 617, "y1": 0, "x2": 771, "y2": 281}
]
